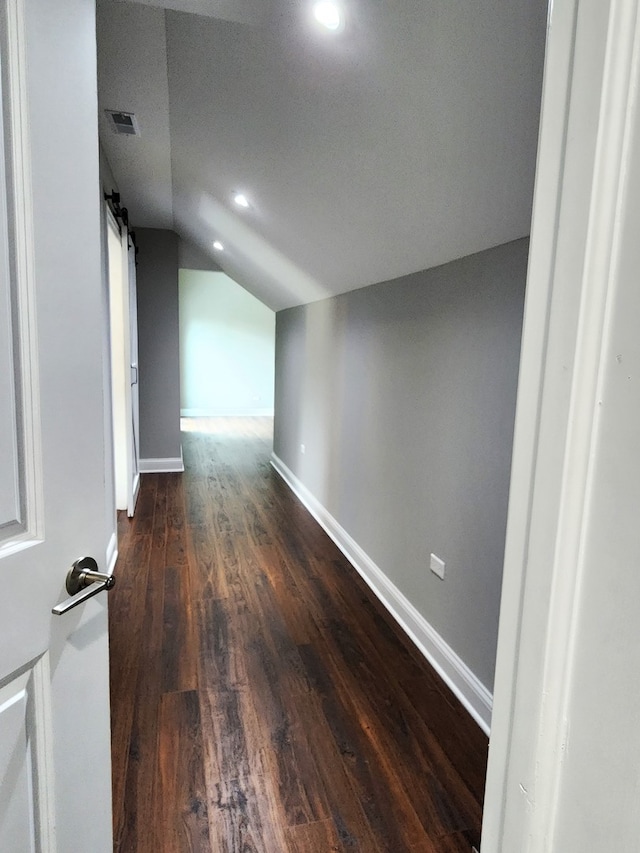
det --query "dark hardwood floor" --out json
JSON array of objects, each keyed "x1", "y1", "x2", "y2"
[{"x1": 109, "y1": 417, "x2": 488, "y2": 852}]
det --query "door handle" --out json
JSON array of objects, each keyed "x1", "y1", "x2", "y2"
[
  {"x1": 52, "y1": 556, "x2": 116, "y2": 616},
  {"x1": 131, "y1": 364, "x2": 138, "y2": 385}
]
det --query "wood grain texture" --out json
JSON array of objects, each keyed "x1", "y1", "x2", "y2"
[
  {"x1": 110, "y1": 417, "x2": 488, "y2": 852},
  {"x1": 158, "y1": 691, "x2": 210, "y2": 851}
]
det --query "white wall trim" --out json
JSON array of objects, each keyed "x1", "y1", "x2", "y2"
[
  {"x1": 105, "y1": 531, "x2": 118, "y2": 575},
  {"x1": 181, "y1": 407, "x2": 274, "y2": 417},
  {"x1": 270, "y1": 452, "x2": 492, "y2": 734},
  {"x1": 139, "y1": 450, "x2": 184, "y2": 473}
]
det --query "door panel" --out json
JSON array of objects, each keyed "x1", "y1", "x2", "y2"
[
  {"x1": 0, "y1": 0, "x2": 40, "y2": 554},
  {"x1": 0, "y1": 658, "x2": 54, "y2": 853},
  {"x1": 0, "y1": 0, "x2": 113, "y2": 850},
  {"x1": 0, "y1": 669, "x2": 39, "y2": 853}
]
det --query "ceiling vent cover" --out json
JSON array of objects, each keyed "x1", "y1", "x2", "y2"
[{"x1": 105, "y1": 110, "x2": 140, "y2": 136}]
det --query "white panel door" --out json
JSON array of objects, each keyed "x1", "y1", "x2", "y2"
[
  {"x1": 128, "y1": 238, "x2": 140, "y2": 516},
  {"x1": 106, "y1": 208, "x2": 130, "y2": 511},
  {"x1": 0, "y1": 0, "x2": 112, "y2": 850}
]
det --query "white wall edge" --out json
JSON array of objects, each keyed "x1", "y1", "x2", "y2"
[
  {"x1": 139, "y1": 450, "x2": 184, "y2": 473},
  {"x1": 105, "y1": 530, "x2": 118, "y2": 576},
  {"x1": 270, "y1": 452, "x2": 493, "y2": 734},
  {"x1": 181, "y1": 408, "x2": 275, "y2": 417},
  {"x1": 128, "y1": 472, "x2": 141, "y2": 518}
]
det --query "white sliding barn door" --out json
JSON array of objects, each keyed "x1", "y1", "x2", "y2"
[
  {"x1": 0, "y1": 0, "x2": 113, "y2": 850},
  {"x1": 128, "y1": 237, "x2": 140, "y2": 516},
  {"x1": 107, "y1": 212, "x2": 140, "y2": 517},
  {"x1": 106, "y1": 208, "x2": 130, "y2": 511}
]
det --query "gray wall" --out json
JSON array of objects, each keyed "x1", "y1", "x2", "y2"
[
  {"x1": 136, "y1": 228, "x2": 182, "y2": 461},
  {"x1": 274, "y1": 238, "x2": 527, "y2": 690},
  {"x1": 99, "y1": 142, "x2": 119, "y2": 198}
]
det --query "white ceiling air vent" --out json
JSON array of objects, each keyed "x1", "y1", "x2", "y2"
[{"x1": 105, "y1": 110, "x2": 140, "y2": 136}]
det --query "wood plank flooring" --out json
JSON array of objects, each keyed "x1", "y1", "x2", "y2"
[{"x1": 110, "y1": 417, "x2": 488, "y2": 852}]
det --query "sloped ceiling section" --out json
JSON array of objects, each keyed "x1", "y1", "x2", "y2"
[
  {"x1": 97, "y1": 0, "x2": 547, "y2": 310},
  {"x1": 97, "y1": 2, "x2": 174, "y2": 229}
]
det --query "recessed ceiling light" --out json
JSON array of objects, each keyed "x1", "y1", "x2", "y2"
[
  {"x1": 213, "y1": 241, "x2": 224, "y2": 251},
  {"x1": 313, "y1": 1, "x2": 342, "y2": 31},
  {"x1": 233, "y1": 192, "x2": 250, "y2": 208}
]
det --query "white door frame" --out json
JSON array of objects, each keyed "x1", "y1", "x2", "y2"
[{"x1": 482, "y1": 0, "x2": 640, "y2": 848}]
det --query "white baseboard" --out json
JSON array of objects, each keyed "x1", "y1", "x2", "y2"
[
  {"x1": 106, "y1": 531, "x2": 118, "y2": 575},
  {"x1": 270, "y1": 452, "x2": 493, "y2": 734},
  {"x1": 180, "y1": 408, "x2": 274, "y2": 417},
  {"x1": 139, "y1": 450, "x2": 184, "y2": 473}
]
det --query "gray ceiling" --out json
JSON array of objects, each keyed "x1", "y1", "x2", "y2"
[{"x1": 97, "y1": 0, "x2": 547, "y2": 310}]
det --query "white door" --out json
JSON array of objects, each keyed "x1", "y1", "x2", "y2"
[
  {"x1": 107, "y1": 210, "x2": 139, "y2": 517},
  {"x1": 0, "y1": 0, "x2": 113, "y2": 850},
  {"x1": 128, "y1": 237, "x2": 140, "y2": 516},
  {"x1": 106, "y1": 207, "x2": 131, "y2": 512}
]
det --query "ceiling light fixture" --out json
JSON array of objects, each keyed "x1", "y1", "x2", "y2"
[
  {"x1": 233, "y1": 192, "x2": 250, "y2": 208},
  {"x1": 213, "y1": 240, "x2": 224, "y2": 251},
  {"x1": 313, "y1": 1, "x2": 342, "y2": 31}
]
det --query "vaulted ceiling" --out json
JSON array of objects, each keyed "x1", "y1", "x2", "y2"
[{"x1": 96, "y1": 0, "x2": 546, "y2": 310}]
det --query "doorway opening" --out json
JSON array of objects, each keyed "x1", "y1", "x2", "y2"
[{"x1": 178, "y1": 269, "x2": 275, "y2": 420}]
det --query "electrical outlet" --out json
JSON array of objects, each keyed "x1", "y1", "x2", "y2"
[
  {"x1": 300, "y1": 444, "x2": 305, "y2": 454},
  {"x1": 430, "y1": 553, "x2": 445, "y2": 580}
]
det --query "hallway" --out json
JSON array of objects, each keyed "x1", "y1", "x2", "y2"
[{"x1": 109, "y1": 418, "x2": 487, "y2": 852}]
